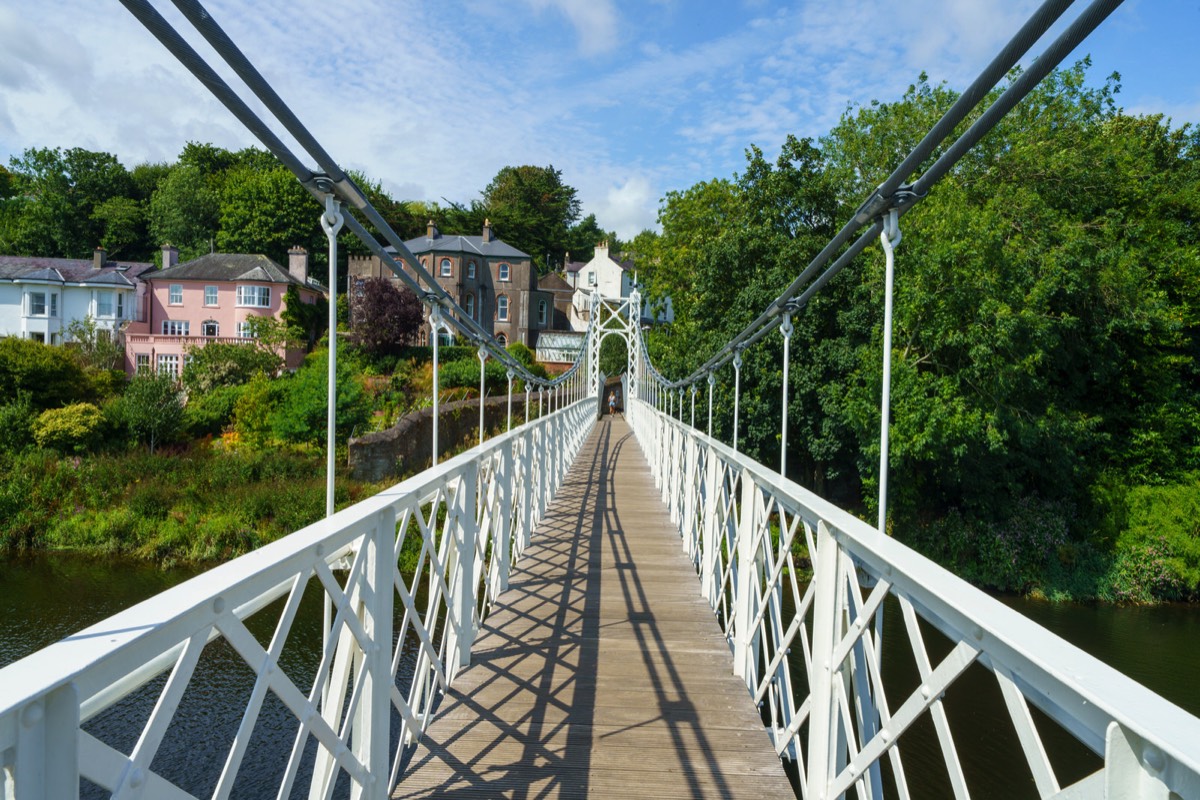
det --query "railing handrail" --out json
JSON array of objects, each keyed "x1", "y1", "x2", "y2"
[
  {"x1": 629, "y1": 396, "x2": 1200, "y2": 797},
  {"x1": 0, "y1": 396, "x2": 591, "y2": 717}
]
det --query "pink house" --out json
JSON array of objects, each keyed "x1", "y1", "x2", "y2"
[{"x1": 124, "y1": 245, "x2": 326, "y2": 376}]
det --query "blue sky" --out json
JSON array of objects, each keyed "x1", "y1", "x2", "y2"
[{"x1": 1, "y1": 0, "x2": 1196, "y2": 239}]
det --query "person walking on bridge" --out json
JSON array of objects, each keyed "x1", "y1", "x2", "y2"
[{"x1": 608, "y1": 390, "x2": 618, "y2": 419}]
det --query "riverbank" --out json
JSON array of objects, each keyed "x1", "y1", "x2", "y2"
[{"x1": 0, "y1": 443, "x2": 388, "y2": 566}]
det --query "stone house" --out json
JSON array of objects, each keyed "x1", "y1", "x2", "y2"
[{"x1": 348, "y1": 220, "x2": 557, "y2": 349}]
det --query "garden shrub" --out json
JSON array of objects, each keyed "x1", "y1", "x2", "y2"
[
  {"x1": 0, "y1": 391, "x2": 36, "y2": 453},
  {"x1": 270, "y1": 351, "x2": 370, "y2": 445},
  {"x1": 184, "y1": 383, "x2": 246, "y2": 437},
  {"x1": 33, "y1": 402, "x2": 105, "y2": 453},
  {"x1": 439, "y1": 358, "x2": 508, "y2": 394},
  {"x1": 0, "y1": 336, "x2": 91, "y2": 409},
  {"x1": 182, "y1": 341, "x2": 282, "y2": 393}
]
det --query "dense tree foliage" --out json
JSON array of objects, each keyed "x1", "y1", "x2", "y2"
[
  {"x1": 352, "y1": 278, "x2": 423, "y2": 357},
  {"x1": 641, "y1": 63, "x2": 1200, "y2": 599}
]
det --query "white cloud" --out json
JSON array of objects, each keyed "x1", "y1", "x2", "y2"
[
  {"x1": 525, "y1": 0, "x2": 620, "y2": 56},
  {"x1": 586, "y1": 174, "x2": 658, "y2": 240}
]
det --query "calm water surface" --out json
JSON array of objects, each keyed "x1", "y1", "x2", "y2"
[{"x1": 2, "y1": 553, "x2": 1197, "y2": 798}]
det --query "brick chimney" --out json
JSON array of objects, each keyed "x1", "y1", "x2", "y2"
[
  {"x1": 426, "y1": 219, "x2": 439, "y2": 239},
  {"x1": 93, "y1": 247, "x2": 106, "y2": 269},
  {"x1": 161, "y1": 244, "x2": 178, "y2": 269},
  {"x1": 288, "y1": 246, "x2": 308, "y2": 284},
  {"x1": 482, "y1": 218, "x2": 494, "y2": 243}
]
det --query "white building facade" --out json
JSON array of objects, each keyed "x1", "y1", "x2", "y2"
[
  {"x1": 564, "y1": 242, "x2": 673, "y2": 331},
  {"x1": 0, "y1": 249, "x2": 153, "y2": 344}
]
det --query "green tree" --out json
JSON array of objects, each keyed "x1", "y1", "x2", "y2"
[
  {"x1": 0, "y1": 337, "x2": 92, "y2": 410},
  {"x1": 352, "y1": 278, "x2": 423, "y2": 357},
  {"x1": 270, "y1": 351, "x2": 371, "y2": 445},
  {"x1": 65, "y1": 316, "x2": 125, "y2": 371},
  {"x1": 119, "y1": 372, "x2": 185, "y2": 453},
  {"x1": 181, "y1": 341, "x2": 283, "y2": 393},
  {"x1": 281, "y1": 284, "x2": 329, "y2": 352},
  {"x1": 3, "y1": 147, "x2": 136, "y2": 257},
  {"x1": 217, "y1": 165, "x2": 323, "y2": 273},
  {"x1": 149, "y1": 164, "x2": 220, "y2": 262}
]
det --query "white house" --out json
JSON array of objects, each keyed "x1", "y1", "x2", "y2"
[
  {"x1": 563, "y1": 241, "x2": 673, "y2": 331},
  {"x1": 0, "y1": 248, "x2": 154, "y2": 344}
]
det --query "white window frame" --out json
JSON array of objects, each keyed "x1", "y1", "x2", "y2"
[
  {"x1": 96, "y1": 291, "x2": 114, "y2": 318},
  {"x1": 467, "y1": 262, "x2": 476, "y2": 279},
  {"x1": 205, "y1": 285, "x2": 219, "y2": 306},
  {"x1": 135, "y1": 353, "x2": 150, "y2": 374},
  {"x1": 236, "y1": 285, "x2": 271, "y2": 308},
  {"x1": 497, "y1": 295, "x2": 509, "y2": 322},
  {"x1": 161, "y1": 320, "x2": 190, "y2": 336},
  {"x1": 169, "y1": 284, "x2": 183, "y2": 305},
  {"x1": 498, "y1": 263, "x2": 510, "y2": 282},
  {"x1": 156, "y1": 354, "x2": 179, "y2": 376},
  {"x1": 587, "y1": 271, "x2": 596, "y2": 286},
  {"x1": 236, "y1": 320, "x2": 258, "y2": 339},
  {"x1": 497, "y1": 333, "x2": 508, "y2": 347},
  {"x1": 538, "y1": 299, "x2": 547, "y2": 326},
  {"x1": 465, "y1": 293, "x2": 475, "y2": 320},
  {"x1": 202, "y1": 320, "x2": 219, "y2": 337},
  {"x1": 116, "y1": 293, "x2": 124, "y2": 319},
  {"x1": 27, "y1": 291, "x2": 47, "y2": 316},
  {"x1": 440, "y1": 258, "x2": 453, "y2": 278}
]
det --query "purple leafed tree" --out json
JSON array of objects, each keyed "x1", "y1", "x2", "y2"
[{"x1": 353, "y1": 277, "x2": 423, "y2": 356}]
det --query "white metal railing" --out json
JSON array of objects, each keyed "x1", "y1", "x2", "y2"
[
  {"x1": 628, "y1": 397, "x2": 1200, "y2": 800},
  {"x1": 0, "y1": 397, "x2": 595, "y2": 800}
]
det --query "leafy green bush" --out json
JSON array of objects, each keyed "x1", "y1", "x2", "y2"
[
  {"x1": 33, "y1": 403, "x2": 105, "y2": 453},
  {"x1": 184, "y1": 383, "x2": 246, "y2": 437},
  {"x1": 0, "y1": 336, "x2": 91, "y2": 409},
  {"x1": 1101, "y1": 477, "x2": 1200, "y2": 602},
  {"x1": 117, "y1": 372, "x2": 185, "y2": 453},
  {"x1": 0, "y1": 391, "x2": 36, "y2": 453},
  {"x1": 182, "y1": 341, "x2": 282, "y2": 393},
  {"x1": 86, "y1": 368, "x2": 128, "y2": 400},
  {"x1": 270, "y1": 351, "x2": 371, "y2": 445},
  {"x1": 439, "y1": 358, "x2": 508, "y2": 394}
]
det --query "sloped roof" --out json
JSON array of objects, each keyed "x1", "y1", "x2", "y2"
[
  {"x1": 564, "y1": 254, "x2": 633, "y2": 273},
  {"x1": 538, "y1": 272, "x2": 573, "y2": 292},
  {"x1": 153, "y1": 253, "x2": 308, "y2": 286},
  {"x1": 0, "y1": 255, "x2": 154, "y2": 285},
  {"x1": 564, "y1": 259, "x2": 587, "y2": 274},
  {"x1": 399, "y1": 234, "x2": 530, "y2": 260}
]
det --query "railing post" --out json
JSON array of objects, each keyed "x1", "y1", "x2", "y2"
[
  {"x1": 780, "y1": 310, "x2": 793, "y2": 479},
  {"x1": 733, "y1": 468, "x2": 759, "y2": 689},
  {"x1": 733, "y1": 349, "x2": 743, "y2": 452},
  {"x1": 519, "y1": 425, "x2": 534, "y2": 553},
  {"x1": 701, "y1": 443, "x2": 720, "y2": 608},
  {"x1": 447, "y1": 467, "x2": 479, "y2": 678},
  {"x1": 506, "y1": 370, "x2": 514, "y2": 432},
  {"x1": 498, "y1": 441, "x2": 514, "y2": 593},
  {"x1": 477, "y1": 346, "x2": 488, "y2": 446},
  {"x1": 807, "y1": 520, "x2": 844, "y2": 800},
  {"x1": 11, "y1": 683, "x2": 79, "y2": 800},
  {"x1": 358, "y1": 505, "x2": 395, "y2": 800},
  {"x1": 682, "y1": 431, "x2": 697, "y2": 559},
  {"x1": 707, "y1": 371, "x2": 715, "y2": 438},
  {"x1": 430, "y1": 307, "x2": 443, "y2": 467}
]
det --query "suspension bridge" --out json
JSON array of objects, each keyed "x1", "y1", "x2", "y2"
[{"x1": 4, "y1": 0, "x2": 1200, "y2": 798}]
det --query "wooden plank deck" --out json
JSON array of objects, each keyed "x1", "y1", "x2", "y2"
[{"x1": 394, "y1": 417, "x2": 796, "y2": 799}]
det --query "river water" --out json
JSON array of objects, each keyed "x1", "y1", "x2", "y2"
[{"x1": 2, "y1": 553, "x2": 1197, "y2": 797}]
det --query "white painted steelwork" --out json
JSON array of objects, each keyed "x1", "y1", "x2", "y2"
[
  {"x1": 626, "y1": 389, "x2": 1200, "y2": 800},
  {"x1": 0, "y1": 397, "x2": 596, "y2": 800}
]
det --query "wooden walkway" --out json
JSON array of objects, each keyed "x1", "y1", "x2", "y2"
[{"x1": 395, "y1": 417, "x2": 795, "y2": 799}]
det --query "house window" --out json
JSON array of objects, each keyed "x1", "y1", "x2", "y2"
[
  {"x1": 28, "y1": 332, "x2": 45, "y2": 343},
  {"x1": 498, "y1": 263, "x2": 510, "y2": 282},
  {"x1": 538, "y1": 299, "x2": 547, "y2": 326},
  {"x1": 236, "y1": 285, "x2": 271, "y2": 307},
  {"x1": 440, "y1": 258, "x2": 453, "y2": 277},
  {"x1": 497, "y1": 333, "x2": 507, "y2": 347},
  {"x1": 497, "y1": 295, "x2": 509, "y2": 322},
  {"x1": 202, "y1": 320, "x2": 219, "y2": 337},
  {"x1": 205, "y1": 286, "x2": 219, "y2": 306},
  {"x1": 587, "y1": 271, "x2": 596, "y2": 286},
  {"x1": 467, "y1": 262, "x2": 476, "y2": 279},
  {"x1": 97, "y1": 292, "x2": 114, "y2": 317},
  {"x1": 465, "y1": 293, "x2": 475, "y2": 320},
  {"x1": 169, "y1": 284, "x2": 183, "y2": 305},
  {"x1": 417, "y1": 327, "x2": 427, "y2": 346},
  {"x1": 136, "y1": 354, "x2": 150, "y2": 374},
  {"x1": 117, "y1": 293, "x2": 124, "y2": 319},
  {"x1": 161, "y1": 320, "x2": 190, "y2": 336},
  {"x1": 156, "y1": 354, "x2": 179, "y2": 376},
  {"x1": 28, "y1": 292, "x2": 46, "y2": 316}
]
